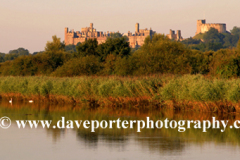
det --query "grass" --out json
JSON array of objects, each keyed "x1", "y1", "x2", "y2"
[
  {"x1": 160, "y1": 74, "x2": 240, "y2": 102},
  {"x1": 0, "y1": 75, "x2": 168, "y2": 106},
  {"x1": 1, "y1": 74, "x2": 240, "y2": 112}
]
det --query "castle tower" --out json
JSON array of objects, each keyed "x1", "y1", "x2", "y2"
[
  {"x1": 176, "y1": 30, "x2": 181, "y2": 41},
  {"x1": 219, "y1": 24, "x2": 226, "y2": 33},
  {"x1": 196, "y1": 19, "x2": 206, "y2": 35},
  {"x1": 169, "y1": 29, "x2": 175, "y2": 39},
  {"x1": 64, "y1": 27, "x2": 68, "y2": 45},
  {"x1": 135, "y1": 23, "x2": 139, "y2": 33},
  {"x1": 90, "y1": 23, "x2": 93, "y2": 28}
]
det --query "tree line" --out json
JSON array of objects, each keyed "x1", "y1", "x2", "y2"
[{"x1": 1, "y1": 29, "x2": 240, "y2": 78}]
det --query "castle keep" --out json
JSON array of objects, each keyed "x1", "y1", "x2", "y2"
[
  {"x1": 64, "y1": 23, "x2": 155, "y2": 48},
  {"x1": 196, "y1": 19, "x2": 226, "y2": 35}
]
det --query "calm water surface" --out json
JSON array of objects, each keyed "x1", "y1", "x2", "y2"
[{"x1": 0, "y1": 100, "x2": 240, "y2": 160}]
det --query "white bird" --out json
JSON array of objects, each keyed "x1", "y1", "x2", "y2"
[
  {"x1": 9, "y1": 98, "x2": 12, "y2": 104},
  {"x1": 29, "y1": 100, "x2": 33, "y2": 103}
]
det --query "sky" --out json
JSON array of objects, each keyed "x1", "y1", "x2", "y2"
[{"x1": 0, "y1": 0, "x2": 239, "y2": 53}]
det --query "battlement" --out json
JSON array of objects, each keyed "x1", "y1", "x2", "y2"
[
  {"x1": 197, "y1": 19, "x2": 206, "y2": 25},
  {"x1": 196, "y1": 19, "x2": 226, "y2": 35}
]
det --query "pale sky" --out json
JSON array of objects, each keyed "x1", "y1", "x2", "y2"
[{"x1": 0, "y1": 0, "x2": 239, "y2": 53}]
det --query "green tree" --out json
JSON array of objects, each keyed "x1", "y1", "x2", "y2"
[
  {"x1": 222, "y1": 33, "x2": 239, "y2": 48},
  {"x1": 203, "y1": 28, "x2": 224, "y2": 44},
  {"x1": 231, "y1": 26, "x2": 240, "y2": 36},
  {"x1": 32, "y1": 51, "x2": 44, "y2": 55},
  {"x1": 237, "y1": 39, "x2": 240, "y2": 54},
  {"x1": 109, "y1": 33, "x2": 122, "y2": 39},
  {"x1": 190, "y1": 28, "x2": 239, "y2": 51},
  {"x1": 181, "y1": 37, "x2": 201, "y2": 45},
  {"x1": 189, "y1": 50, "x2": 212, "y2": 74},
  {"x1": 97, "y1": 37, "x2": 130, "y2": 61},
  {"x1": 3, "y1": 48, "x2": 30, "y2": 61},
  {"x1": 45, "y1": 35, "x2": 65, "y2": 52},
  {"x1": 109, "y1": 33, "x2": 129, "y2": 41},
  {"x1": 52, "y1": 55, "x2": 102, "y2": 77},
  {"x1": 4, "y1": 53, "x2": 19, "y2": 61},
  {"x1": 65, "y1": 44, "x2": 78, "y2": 53},
  {"x1": 0, "y1": 53, "x2": 5, "y2": 62},
  {"x1": 76, "y1": 39, "x2": 98, "y2": 57},
  {"x1": 130, "y1": 34, "x2": 192, "y2": 75},
  {"x1": 207, "y1": 49, "x2": 240, "y2": 78},
  {"x1": 9, "y1": 48, "x2": 29, "y2": 55}
]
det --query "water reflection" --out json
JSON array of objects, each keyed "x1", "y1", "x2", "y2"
[
  {"x1": 136, "y1": 136, "x2": 185, "y2": 155},
  {"x1": 0, "y1": 99, "x2": 240, "y2": 159}
]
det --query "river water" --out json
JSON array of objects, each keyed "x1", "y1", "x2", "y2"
[{"x1": 0, "y1": 100, "x2": 240, "y2": 160}]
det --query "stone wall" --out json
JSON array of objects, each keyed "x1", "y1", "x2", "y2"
[{"x1": 196, "y1": 19, "x2": 226, "y2": 35}]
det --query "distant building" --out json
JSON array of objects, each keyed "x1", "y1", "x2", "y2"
[
  {"x1": 196, "y1": 19, "x2": 226, "y2": 35},
  {"x1": 64, "y1": 23, "x2": 107, "y2": 46},
  {"x1": 127, "y1": 23, "x2": 155, "y2": 48},
  {"x1": 64, "y1": 23, "x2": 155, "y2": 48},
  {"x1": 167, "y1": 29, "x2": 183, "y2": 41}
]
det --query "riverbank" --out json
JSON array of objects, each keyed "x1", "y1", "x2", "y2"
[{"x1": 0, "y1": 75, "x2": 240, "y2": 112}]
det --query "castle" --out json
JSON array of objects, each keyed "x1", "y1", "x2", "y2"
[
  {"x1": 166, "y1": 29, "x2": 183, "y2": 41},
  {"x1": 64, "y1": 23, "x2": 155, "y2": 48},
  {"x1": 127, "y1": 23, "x2": 155, "y2": 47},
  {"x1": 196, "y1": 19, "x2": 226, "y2": 35},
  {"x1": 64, "y1": 23, "x2": 106, "y2": 46}
]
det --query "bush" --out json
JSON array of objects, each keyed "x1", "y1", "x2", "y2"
[
  {"x1": 128, "y1": 34, "x2": 192, "y2": 75},
  {"x1": 52, "y1": 55, "x2": 102, "y2": 77}
]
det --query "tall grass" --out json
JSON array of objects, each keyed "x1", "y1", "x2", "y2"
[
  {"x1": 0, "y1": 75, "x2": 167, "y2": 100},
  {"x1": 160, "y1": 74, "x2": 240, "y2": 102},
  {"x1": 1, "y1": 75, "x2": 240, "y2": 111}
]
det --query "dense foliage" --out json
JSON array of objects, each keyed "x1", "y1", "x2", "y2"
[
  {"x1": 0, "y1": 48, "x2": 30, "y2": 62},
  {"x1": 0, "y1": 36, "x2": 71, "y2": 76},
  {"x1": 182, "y1": 27, "x2": 240, "y2": 51},
  {"x1": 1, "y1": 29, "x2": 240, "y2": 78}
]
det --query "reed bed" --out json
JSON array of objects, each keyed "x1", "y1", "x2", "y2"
[
  {"x1": 1, "y1": 75, "x2": 240, "y2": 112},
  {"x1": 0, "y1": 75, "x2": 168, "y2": 107}
]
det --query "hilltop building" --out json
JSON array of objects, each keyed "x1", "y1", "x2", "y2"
[
  {"x1": 196, "y1": 19, "x2": 226, "y2": 35},
  {"x1": 167, "y1": 29, "x2": 183, "y2": 41},
  {"x1": 64, "y1": 23, "x2": 155, "y2": 48},
  {"x1": 127, "y1": 23, "x2": 155, "y2": 48},
  {"x1": 64, "y1": 23, "x2": 107, "y2": 45}
]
